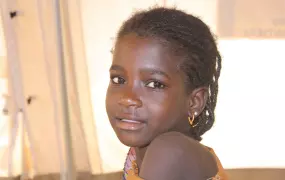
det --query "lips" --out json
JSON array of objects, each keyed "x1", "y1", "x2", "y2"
[
  {"x1": 121, "y1": 119, "x2": 141, "y2": 123},
  {"x1": 114, "y1": 117, "x2": 146, "y2": 131}
]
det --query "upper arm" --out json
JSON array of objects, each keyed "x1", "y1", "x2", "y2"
[{"x1": 139, "y1": 132, "x2": 218, "y2": 180}]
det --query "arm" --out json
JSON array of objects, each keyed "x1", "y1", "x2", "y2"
[{"x1": 139, "y1": 132, "x2": 218, "y2": 180}]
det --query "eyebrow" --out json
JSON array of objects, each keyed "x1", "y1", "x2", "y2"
[
  {"x1": 109, "y1": 65, "x2": 171, "y2": 79},
  {"x1": 109, "y1": 65, "x2": 124, "y2": 71},
  {"x1": 141, "y1": 68, "x2": 171, "y2": 80}
]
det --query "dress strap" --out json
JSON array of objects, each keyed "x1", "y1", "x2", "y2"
[{"x1": 123, "y1": 148, "x2": 136, "y2": 180}]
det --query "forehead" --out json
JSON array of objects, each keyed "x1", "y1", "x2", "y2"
[{"x1": 113, "y1": 34, "x2": 181, "y2": 73}]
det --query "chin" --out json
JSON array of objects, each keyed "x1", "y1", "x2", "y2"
[{"x1": 115, "y1": 129, "x2": 151, "y2": 148}]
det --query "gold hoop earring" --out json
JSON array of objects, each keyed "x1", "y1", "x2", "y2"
[
  {"x1": 188, "y1": 112, "x2": 198, "y2": 127},
  {"x1": 188, "y1": 114, "x2": 195, "y2": 126}
]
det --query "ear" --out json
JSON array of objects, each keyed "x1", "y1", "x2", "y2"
[{"x1": 187, "y1": 87, "x2": 209, "y2": 116}]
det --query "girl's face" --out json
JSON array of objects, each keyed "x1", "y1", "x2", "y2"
[{"x1": 106, "y1": 34, "x2": 191, "y2": 147}]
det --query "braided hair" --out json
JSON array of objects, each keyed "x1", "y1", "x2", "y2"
[{"x1": 116, "y1": 7, "x2": 222, "y2": 141}]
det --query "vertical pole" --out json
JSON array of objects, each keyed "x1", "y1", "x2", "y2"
[
  {"x1": 52, "y1": 0, "x2": 76, "y2": 180},
  {"x1": 162, "y1": 0, "x2": 167, "y2": 6}
]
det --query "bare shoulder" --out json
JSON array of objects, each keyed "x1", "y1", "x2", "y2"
[{"x1": 139, "y1": 131, "x2": 218, "y2": 180}]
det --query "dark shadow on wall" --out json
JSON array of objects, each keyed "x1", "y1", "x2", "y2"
[{"x1": 227, "y1": 168, "x2": 285, "y2": 180}]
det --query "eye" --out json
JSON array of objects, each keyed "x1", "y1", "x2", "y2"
[
  {"x1": 146, "y1": 81, "x2": 166, "y2": 89},
  {"x1": 111, "y1": 76, "x2": 125, "y2": 84}
]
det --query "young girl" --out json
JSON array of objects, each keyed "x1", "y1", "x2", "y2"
[{"x1": 106, "y1": 7, "x2": 227, "y2": 180}]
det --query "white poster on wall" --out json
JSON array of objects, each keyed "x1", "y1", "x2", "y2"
[{"x1": 217, "y1": 0, "x2": 285, "y2": 39}]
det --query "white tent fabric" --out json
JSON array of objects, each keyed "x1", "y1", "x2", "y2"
[{"x1": 0, "y1": 0, "x2": 101, "y2": 179}]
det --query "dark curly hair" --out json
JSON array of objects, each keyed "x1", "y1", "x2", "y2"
[{"x1": 115, "y1": 7, "x2": 222, "y2": 141}]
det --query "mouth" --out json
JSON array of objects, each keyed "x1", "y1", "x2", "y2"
[{"x1": 114, "y1": 117, "x2": 146, "y2": 131}]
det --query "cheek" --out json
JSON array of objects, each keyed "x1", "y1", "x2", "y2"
[{"x1": 145, "y1": 90, "x2": 186, "y2": 124}]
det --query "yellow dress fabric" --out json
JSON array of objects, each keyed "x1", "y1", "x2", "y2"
[{"x1": 125, "y1": 148, "x2": 228, "y2": 180}]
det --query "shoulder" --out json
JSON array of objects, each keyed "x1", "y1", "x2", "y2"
[{"x1": 139, "y1": 131, "x2": 218, "y2": 180}]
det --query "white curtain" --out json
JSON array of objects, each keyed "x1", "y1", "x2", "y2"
[{"x1": 0, "y1": 0, "x2": 101, "y2": 179}]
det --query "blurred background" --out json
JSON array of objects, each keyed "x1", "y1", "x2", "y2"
[{"x1": 0, "y1": 0, "x2": 285, "y2": 179}]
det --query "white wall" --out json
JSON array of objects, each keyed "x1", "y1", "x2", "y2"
[
  {"x1": 81, "y1": 0, "x2": 285, "y2": 173},
  {"x1": 203, "y1": 40, "x2": 285, "y2": 168}
]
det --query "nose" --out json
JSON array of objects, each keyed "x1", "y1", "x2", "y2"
[{"x1": 118, "y1": 89, "x2": 142, "y2": 108}]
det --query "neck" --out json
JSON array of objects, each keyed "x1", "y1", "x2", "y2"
[
  {"x1": 134, "y1": 146, "x2": 147, "y2": 169},
  {"x1": 172, "y1": 116, "x2": 196, "y2": 139}
]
